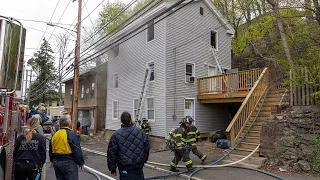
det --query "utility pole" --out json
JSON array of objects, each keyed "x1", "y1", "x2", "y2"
[
  {"x1": 27, "y1": 70, "x2": 33, "y2": 107},
  {"x1": 72, "y1": 0, "x2": 82, "y2": 132}
]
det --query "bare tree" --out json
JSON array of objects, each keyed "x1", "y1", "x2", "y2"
[{"x1": 56, "y1": 33, "x2": 69, "y2": 105}]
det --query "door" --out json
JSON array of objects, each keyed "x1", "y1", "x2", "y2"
[
  {"x1": 208, "y1": 66, "x2": 218, "y2": 93},
  {"x1": 184, "y1": 99, "x2": 195, "y2": 122}
]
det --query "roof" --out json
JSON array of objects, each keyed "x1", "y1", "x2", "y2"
[
  {"x1": 97, "y1": 0, "x2": 235, "y2": 50},
  {"x1": 62, "y1": 62, "x2": 107, "y2": 83}
]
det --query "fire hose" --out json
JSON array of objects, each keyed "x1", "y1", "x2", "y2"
[{"x1": 82, "y1": 87, "x2": 286, "y2": 180}]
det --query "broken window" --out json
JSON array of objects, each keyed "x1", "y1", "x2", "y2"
[
  {"x1": 81, "y1": 85, "x2": 84, "y2": 99},
  {"x1": 70, "y1": 89, "x2": 73, "y2": 101},
  {"x1": 211, "y1": 31, "x2": 217, "y2": 49},
  {"x1": 147, "y1": 21, "x2": 155, "y2": 42},
  {"x1": 114, "y1": 45, "x2": 119, "y2": 57},
  {"x1": 200, "y1": 7, "x2": 204, "y2": 15}
]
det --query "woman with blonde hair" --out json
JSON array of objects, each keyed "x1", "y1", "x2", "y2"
[{"x1": 13, "y1": 115, "x2": 46, "y2": 180}]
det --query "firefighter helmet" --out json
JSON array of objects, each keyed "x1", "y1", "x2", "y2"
[
  {"x1": 186, "y1": 116, "x2": 194, "y2": 123},
  {"x1": 142, "y1": 118, "x2": 148, "y2": 122},
  {"x1": 180, "y1": 117, "x2": 190, "y2": 124}
]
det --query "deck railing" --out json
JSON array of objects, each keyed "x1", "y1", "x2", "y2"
[
  {"x1": 198, "y1": 68, "x2": 264, "y2": 95},
  {"x1": 225, "y1": 68, "x2": 270, "y2": 146}
]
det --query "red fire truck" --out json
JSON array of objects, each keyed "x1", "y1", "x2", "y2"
[{"x1": 0, "y1": 15, "x2": 26, "y2": 180}]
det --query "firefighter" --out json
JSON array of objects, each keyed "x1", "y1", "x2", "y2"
[
  {"x1": 141, "y1": 118, "x2": 151, "y2": 135},
  {"x1": 170, "y1": 118, "x2": 193, "y2": 172},
  {"x1": 186, "y1": 116, "x2": 207, "y2": 165}
]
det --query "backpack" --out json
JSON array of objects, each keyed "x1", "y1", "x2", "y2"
[{"x1": 216, "y1": 139, "x2": 231, "y2": 149}]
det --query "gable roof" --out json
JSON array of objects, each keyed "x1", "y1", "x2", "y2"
[{"x1": 97, "y1": 0, "x2": 235, "y2": 50}]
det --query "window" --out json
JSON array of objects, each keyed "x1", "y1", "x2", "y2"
[
  {"x1": 91, "y1": 83, "x2": 95, "y2": 90},
  {"x1": 114, "y1": 45, "x2": 119, "y2": 57},
  {"x1": 147, "y1": 98, "x2": 155, "y2": 120},
  {"x1": 90, "y1": 83, "x2": 95, "y2": 97},
  {"x1": 200, "y1": 7, "x2": 204, "y2": 15},
  {"x1": 112, "y1": 101, "x2": 119, "y2": 120},
  {"x1": 81, "y1": 85, "x2": 84, "y2": 99},
  {"x1": 133, "y1": 99, "x2": 139, "y2": 120},
  {"x1": 114, "y1": 73, "x2": 119, "y2": 88},
  {"x1": 147, "y1": 21, "x2": 154, "y2": 42},
  {"x1": 185, "y1": 63, "x2": 195, "y2": 83},
  {"x1": 70, "y1": 89, "x2": 73, "y2": 101},
  {"x1": 211, "y1": 31, "x2": 217, "y2": 50},
  {"x1": 149, "y1": 62, "x2": 154, "y2": 81}
]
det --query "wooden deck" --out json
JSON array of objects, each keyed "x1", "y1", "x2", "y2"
[{"x1": 198, "y1": 68, "x2": 263, "y2": 103}]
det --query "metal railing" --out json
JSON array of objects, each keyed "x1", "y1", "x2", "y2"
[
  {"x1": 225, "y1": 68, "x2": 270, "y2": 146},
  {"x1": 198, "y1": 68, "x2": 264, "y2": 95}
]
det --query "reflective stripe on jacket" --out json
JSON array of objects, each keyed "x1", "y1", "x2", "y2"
[
  {"x1": 174, "y1": 127, "x2": 188, "y2": 148},
  {"x1": 187, "y1": 125, "x2": 200, "y2": 146}
]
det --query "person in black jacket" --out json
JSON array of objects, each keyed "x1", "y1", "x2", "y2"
[
  {"x1": 13, "y1": 115, "x2": 46, "y2": 180},
  {"x1": 107, "y1": 111, "x2": 149, "y2": 180},
  {"x1": 49, "y1": 115, "x2": 85, "y2": 180}
]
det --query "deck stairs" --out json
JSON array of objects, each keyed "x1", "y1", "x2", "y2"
[{"x1": 224, "y1": 88, "x2": 289, "y2": 168}]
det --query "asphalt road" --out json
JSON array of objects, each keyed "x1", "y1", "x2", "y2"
[{"x1": 44, "y1": 136, "x2": 318, "y2": 180}]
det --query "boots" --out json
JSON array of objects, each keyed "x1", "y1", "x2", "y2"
[
  {"x1": 186, "y1": 164, "x2": 194, "y2": 171},
  {"x1": 201, "y1": 156, "x2": 207, "y2": 165},
  {"x1": 170, "y1": 166, "x2": 179, "y2": 172}
]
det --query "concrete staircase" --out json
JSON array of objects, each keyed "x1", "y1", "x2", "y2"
[{"x1": 227, "y1": 88, "x2": 288, "y2": 166}]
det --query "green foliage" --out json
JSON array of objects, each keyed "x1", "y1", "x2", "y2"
[
  {"x1": 27, "y1": 38, "x2": 58, "y2": 106},
  {"x1": 98, "y1": 0, "x2": 154, "y2": 33},
  {"x1": 311, "y1": 135, "x2": 320, "y2": 171}
]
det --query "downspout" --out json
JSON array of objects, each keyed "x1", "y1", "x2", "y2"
[{"x1": 172, "y1": 48, "x2": 177, "y2": 120}]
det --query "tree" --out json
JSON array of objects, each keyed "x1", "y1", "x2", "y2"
[
  {"x1": 56, "y1": 33, "x2": 69, "y2": 105},
  {"x1": 27, "y1": 38, "x2": 58, "y2": 106}
]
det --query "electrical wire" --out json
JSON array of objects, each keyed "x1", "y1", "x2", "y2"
[
  {"x1": 27, "y1": 0, "x2": 177, "y2": 100},
  {"x1": 32, "y1": 0, "x2": 62, "y2": 58},
  {"x1": 83, "y1": 0, "x2": 95, "y2": 26},
  {"x1": 17, "y1": 18, "x2": 74, "y2": 26},
  {"x1": 28, "y1": 0, "x2": 152, "y2": 97}
]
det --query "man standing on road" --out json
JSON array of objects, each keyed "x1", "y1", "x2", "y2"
[
  {"x1": 49, "y1": 115, "x2": 85, "y2": 180},
  {"x1": 107, "y1": 111, "x2": 149, "y2": 180},
  {"x1": 28, "y1": 106, "x2": 49, "y2": 126}
]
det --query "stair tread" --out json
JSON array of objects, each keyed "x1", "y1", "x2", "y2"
[
  {"x1": 236, "y1": 147, "x2": 260, "y2": 152},
  {"x1": 240, "y1": 142, "x2": 260, "y2": 145}
]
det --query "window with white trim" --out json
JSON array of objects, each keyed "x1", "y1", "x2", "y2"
[
  {"x1": 147, "y1": 21, "x2": 154, "y2": 42},
  {"x1": 149, "y1": 62, "x2": 154, "y2": 81},
  {"x1": 81, "y1": 85, "x2": 84, "y2": 99},
  {"x1": 114, "y1": 73, "x2": 119, "y2": 89},
  {"x1": 133, "y1": 99, "x2": 139, "y2": 120},
  {"x1": 211, "y1": 31, "x2": 217, "y2": 50},
  {"x1": 185, "y1": 63, "x2": 195, "y2": 83},
  {"x1": 147, "y1": 98, "x2": 155, "y2": 120},
  {"x1": 112, "y1": 101, "x2": 119, "y2": 120}
]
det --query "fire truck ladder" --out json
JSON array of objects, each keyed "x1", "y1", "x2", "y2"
[
  {"x1": 136, "y1": 67, "x2": 152, "y2": 124},
  {"x1": 210, "y1": 47, "x2": 232, "y2": 96}
]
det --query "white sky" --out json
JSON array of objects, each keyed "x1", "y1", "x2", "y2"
[{"x1": 0, "y1": 0, "x2": 130, "y2": 95}]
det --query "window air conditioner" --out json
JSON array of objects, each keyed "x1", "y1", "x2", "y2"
[{"x1": 187, "y1": 76, "x2": 195, "y2": 83}]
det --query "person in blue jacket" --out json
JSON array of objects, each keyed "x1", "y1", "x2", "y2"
[
  {"x1": 28, "y1": 106, "x2": 48, "y2": 126},
  {"x1": 107, "y1": 111, "x2": 149, "y2": 180},
  {"x1": 49, "y1": 115, "x2": 84, "y2": 180}
]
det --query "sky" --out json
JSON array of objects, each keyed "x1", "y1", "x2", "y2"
[{"x1": 0, "y1": 0, "x2": 118, "y2": 96}]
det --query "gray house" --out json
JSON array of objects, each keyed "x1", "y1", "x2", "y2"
[{"x1": 104, "y1": 0, "x2": 235, "y2": 137}]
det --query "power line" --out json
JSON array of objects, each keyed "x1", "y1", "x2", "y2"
[
  {"x1": 29, "y1": 0, "x2": 191, "y2": 100},
  {"x1": 83, "y1": 0, "x2": 95, "y2": 26},
  {"x1": 32, "y1": 0, "x2": 62, "y2": 59},
  {"x1": 47, "y1": 0, "x2": 73, "y2": 42},
  {"x1": 29, "y1": 0, "x2": 138, "y2": 95},
  {"x1": 17, "y1": 18, "x2": 74, "y2": 26}
]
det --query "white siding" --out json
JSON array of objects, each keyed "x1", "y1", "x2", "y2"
[
  {"x1": 165, "y1": 1, "x2": 233, "y2": 134},
  {"x1": 105, "y1": 18, "x2": 167, "y2": 137}
]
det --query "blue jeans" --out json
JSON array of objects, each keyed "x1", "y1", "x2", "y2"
[{"x1": 53, "y1": 159, "x2": 78, "y2": 180}]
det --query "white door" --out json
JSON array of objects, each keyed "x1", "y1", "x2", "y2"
[
  {"x1": 208, "y1": 66, "x2": 218, "y2": 93},
  {"x1": 184, "y1": 99, "x2": 195, "y2": 121}
]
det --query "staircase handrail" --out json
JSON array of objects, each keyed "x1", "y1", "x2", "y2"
[{"x1": 225, "y1": 67, "x2": 270, "y2": 146}]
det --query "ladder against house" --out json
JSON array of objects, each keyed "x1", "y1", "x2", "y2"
[
  {"x1": 225, "y1": 68, "x2": 289, "y2": 157},
  {"x1": 210, "y1": 47, "x2": 232, "y2": 94},
  {"x1": 136, "y1": 67, "x2": 152, "y2": 122}
]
